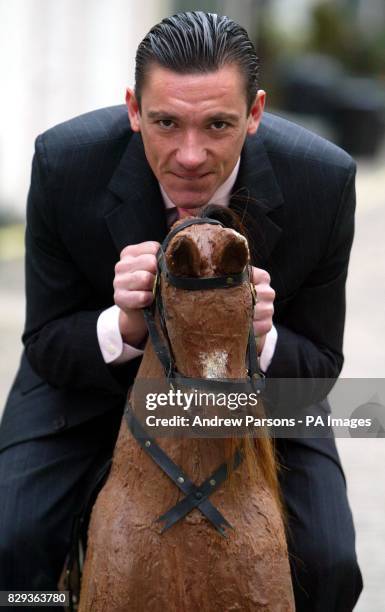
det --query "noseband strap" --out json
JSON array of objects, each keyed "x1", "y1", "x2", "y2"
[{"x1": 157, "y1": 218, "x2": 249, "y2": 291}]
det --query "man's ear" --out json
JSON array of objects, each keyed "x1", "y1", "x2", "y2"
[
  {"x1": 247, "y1": 90, "x2": 266, "y2": 135},
  {"x1": 126, "y1": 88, "x2": 141, "y2": 132}
]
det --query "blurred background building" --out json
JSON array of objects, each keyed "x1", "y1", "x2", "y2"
[
  {"x1": 1, "y1": 0, "x2": 385, "y2": 219},
  {"x1": 0, "y1": 0, "x2": 172, "y2": 219},
  {"x1": 1, "y1": 2, "x2": 384, "y2": 610}
]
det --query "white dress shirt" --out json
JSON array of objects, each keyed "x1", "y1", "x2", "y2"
[{"x1": 97, "y1": 158, "x2": 277, "y2": 372}]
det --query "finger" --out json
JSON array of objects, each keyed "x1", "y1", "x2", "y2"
[
  {"x1": 120, "y1": 241, "x2": 160, "y2": 258},
  {"x1": 113, "y1": 270, "x2": 155, "y2": 292},
  {"x1": 115, "y1": 253, "x2": 158, "y2": 275},
  {"x1": 253, "y1": 303, "x2": 274, "y2": 321},
  {"x1": 253, "y1": 284, "x2": 276, "y2": 304},
  {"x1": 114, "y1": 288, "x2": 154, "y2": 311},
  {"x1": 253, "y1": 320, "x2": 272, "y2": 337},
  {"x1": 251, "y1": 266, "x2": 271, "y2": 286}
]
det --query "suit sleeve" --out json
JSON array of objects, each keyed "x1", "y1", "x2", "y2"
[
  {"x1": 266, "y1": 161, "x2": 356, "y2": 385},
  {"x1": 22, "y1": 136, "x2": 138, "y2": 395}
]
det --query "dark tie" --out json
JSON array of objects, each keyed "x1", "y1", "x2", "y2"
[{"x1": 165, "y1": 207, "x2": 180, "y2": 228}]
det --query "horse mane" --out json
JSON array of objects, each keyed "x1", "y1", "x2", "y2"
[{"x1": 198, "y1": 203, "x2": 247, "y2": 236}]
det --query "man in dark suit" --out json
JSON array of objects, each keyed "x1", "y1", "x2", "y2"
[{"x1": 0, "y1": 11, "x2": 362, "y2": 611}]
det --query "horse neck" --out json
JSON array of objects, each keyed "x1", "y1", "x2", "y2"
[{"x1": 130, "y1": 335, "x2": 281, "y2": 509}]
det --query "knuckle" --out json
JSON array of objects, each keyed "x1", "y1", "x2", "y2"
[
  {"x1": 149, "y1": 241, "x2": 161, "y2": 253},
  {"x1": 148, "y1": 254, "x2": 158, "y2": 272},
  {"x1": 256, "y1": 288, "x2": 267, "y2": 303},
  {"x1": 263, "y1": 321, "x2": 272, "y2": 334},
  {"x1": 252, "y1": 267, "x2": 260, "y2": 284},
  {"x1": 254, "y1": 320, "x2": 271, "y2": 335},
  {"x1": 254, "y1": 304, "x2": 274, "y2": 321},
  {"x1": 144, "y1": 270, "x2": 155, "y2": 287},
  {"x1": 137, "y1": 270, "x2": 153, "y2": 289},
  {"x1": 116, "y1": 256, "x2": 133, "y2": 272},
  {"x1": 142, "y1": 257, "x2": 155, "y2": 274},
  {"x1": 262, "y1": 271, "x2": 271, "y2": 284},
  {"x1": 139, "y1": 291, "x2": 153, "y2": 307},
  {"x1": 120, "y1": 245, "x2": 133, "y2": 258},
  {"x1": 256, "y1": 288, "x2": 265, "y2": 302},
  {"x1": 257, "y1": 284, "x2": 275, "y2": 302},
  {"x1": 113, "y1": 289, "x2": 122, "y2": 305}
]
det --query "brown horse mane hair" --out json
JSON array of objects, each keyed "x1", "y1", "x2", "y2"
[
  {"x1": 197, "y1": 204, "x2": 286, "y2": 522},
  {"x1": 198, "y1": 203, "x2": 248, "y2": 237}
]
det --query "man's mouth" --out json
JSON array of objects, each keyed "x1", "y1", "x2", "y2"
[{"x1": 172, "y1": 172, "x2": 211, "y2": 180}]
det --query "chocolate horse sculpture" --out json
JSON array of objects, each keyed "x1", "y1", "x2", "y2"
[{"x1": 78, "y1": 214, "x2": 295, "y2": 611}]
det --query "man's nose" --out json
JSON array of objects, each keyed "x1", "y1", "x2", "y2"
[{"x1": 175, "y1": 132, "x2": 207, "y2": 169}]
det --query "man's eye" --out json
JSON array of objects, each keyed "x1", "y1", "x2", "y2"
[
  {"x1": 210, "y1": 121, "x2": 229, "y2": 130},
  {"x1": 158, "y1": 119, "x2": 175, "y2": 129}
]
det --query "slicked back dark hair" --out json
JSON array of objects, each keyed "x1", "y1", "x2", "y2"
[{"x1": 135, "y1": 11, "x2": 259, "y2": 112}]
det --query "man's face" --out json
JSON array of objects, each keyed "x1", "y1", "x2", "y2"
[{"x1": 126, "y1": 64, "x2": 265, "y2": 212}]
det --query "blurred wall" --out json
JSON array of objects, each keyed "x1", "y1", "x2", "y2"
[
  {"x1": 0, "y1": 0, "x2": 171, "y2": 218},
  {"x1": 271, "y1": 0, "x2": 385, "y2": 35}
]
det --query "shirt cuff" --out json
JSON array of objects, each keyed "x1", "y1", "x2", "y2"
[
  {"x1": 259, "y1": 325, "x2": 278, "y2": 373},
  {"x1": 97, "y1": 305, "x2": 145, "y2": 365}
]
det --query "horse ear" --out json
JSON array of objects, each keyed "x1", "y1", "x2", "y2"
[
  {"x1": 166, "y1": 235, "x2": 201, "y2": 277},
  {"x1": 214, "y1": 231, "x2": 249, "y2": 274}
]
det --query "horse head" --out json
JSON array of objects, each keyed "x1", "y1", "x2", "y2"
[{"x1": 160, "y1": 216, "x2": 254, "y2": 380}]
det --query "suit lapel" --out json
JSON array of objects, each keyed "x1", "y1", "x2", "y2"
[
  {"x1": 230, "y1": 132, "x2": 283, "y2": 267},
  {"x1": 105, "y1": 133, "x2": 168, "y2": 253}
]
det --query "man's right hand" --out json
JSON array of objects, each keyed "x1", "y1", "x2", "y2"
[{"x1": 113, "y1": 241, "x2": 160, "y2": 346}]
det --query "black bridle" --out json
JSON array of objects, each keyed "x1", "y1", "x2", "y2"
[
  {"x1": 125, "y1": 217, "x2": 265, "y2": 537},
  {"x1": 142, "y1": 217, "x2": 264, "y2": 393}
]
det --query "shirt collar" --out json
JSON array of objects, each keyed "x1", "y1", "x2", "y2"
[{"x1": 159, "y1": 158, "x2": 241, "y2": 211}]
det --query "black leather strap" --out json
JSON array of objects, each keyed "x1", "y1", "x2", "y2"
[
  {"x1": 172, "y1": 370, "x2": 264, "y2": 394},
  {"x1": 156, "y1": 447, "x2": 244, "y2": 533},
  {"x1": 158, "y1": 252, "x2": 250, "y2": 290},
  {"x1": 142, "y1": 306, "x2": 175, "y2": 377},
  {"x1": 125, "y1": 404, "x2": 244, "y2": 537},
  {"x1": 157, "y1": 217, "x2": 249, "y2": 291}
]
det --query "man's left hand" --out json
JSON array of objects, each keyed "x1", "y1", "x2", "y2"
[{"x1": 251, "y1": 267, "x2": 275, "y2": 354}]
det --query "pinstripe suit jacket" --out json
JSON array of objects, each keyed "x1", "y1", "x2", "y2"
[{"x1": 0, "y1": 107, "x2": 356, "y2": 459}]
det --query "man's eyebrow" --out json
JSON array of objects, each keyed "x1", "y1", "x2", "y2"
[
  {"x1": 206, "y1": 113, "x2": 240, "y2": 122},
  {"x1": 147, "y1": 111, "x2": 179, "y2": 120}
]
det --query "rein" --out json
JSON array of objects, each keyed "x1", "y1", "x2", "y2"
[{"x1": 125, "y1": 217, "x2": 265, "y2": 537}]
